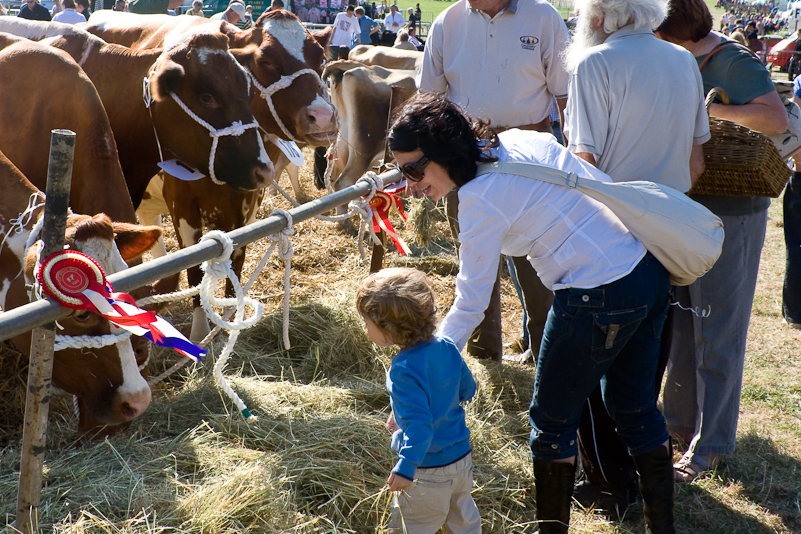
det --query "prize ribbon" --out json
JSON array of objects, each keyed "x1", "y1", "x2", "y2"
[
  {"x1": 37, "y1": 250, "x2": 205, "y2": 361},
  {"x1": 368, "y1": 184, "x2": 411, "y2": 255}
]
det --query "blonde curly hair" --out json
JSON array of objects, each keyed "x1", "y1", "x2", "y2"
[{"x1": 356, "y1": 267, "x2": 437, "y2": 348}]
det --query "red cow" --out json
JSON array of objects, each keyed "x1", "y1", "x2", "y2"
[
  {"x1": 0, "y1": 18, "x2": 274, "y2": 207},
  {"x1": 0, "y1": 32, "x2": 136, "y2": 225}
]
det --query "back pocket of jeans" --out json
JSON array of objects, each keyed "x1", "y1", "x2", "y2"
[{"x1": 590, "y1": 305, "x2": 648, "y2": 363}]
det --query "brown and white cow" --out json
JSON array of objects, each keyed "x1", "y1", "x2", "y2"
[
  {"x1": 83, "y1": 10, "x2": 338, "y2": 148},
  {"x1": 0, "y1": 147, "x2": 161, "y2": 438},
  {"x1": 348, "y1": 45, "x2": 423, "y2": 71},
  {"x1": 79, "y1": 11, "x2": 339, "y2": 339},
  {"x1": 0, "y1": 32, "x2": 136, "y2": 225},
  {"x1": 323, "y1": 60, "x2": 417, "y2": 192},
  {"x1": 0, "y1": 18, "x2": 274, "y2": 207}
]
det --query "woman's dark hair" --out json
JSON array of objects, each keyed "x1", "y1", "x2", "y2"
[
  {"x1": 388, "y1": 92, "x2": 497, "y2": 187},
  {"x1": 655, "y1": 0, "x2": 713, "y2": 43}
]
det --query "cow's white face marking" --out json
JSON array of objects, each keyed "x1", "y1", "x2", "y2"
[
  {"x1": 114, "y1": 330, "x2": 149, "y2": 396},
  {"x1": 257, "y1": 134, "x2": 270, "y2": 165},
  {"x1": 262, "y1": 18, "x2": 307, "y2": 63},
  {"x1": 309, "y1": 94, "x2": 333, "y2": 112},
  {"x1": 77, "y1": 236, "x2": 128, "y2": 275},
  {"x1": 195, "y1": 47, "x2": 226, "y2": 64}
]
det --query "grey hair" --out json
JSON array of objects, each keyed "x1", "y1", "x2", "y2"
[{"x1": 573, "y1": 0, "x2": 667, "y2": 33}]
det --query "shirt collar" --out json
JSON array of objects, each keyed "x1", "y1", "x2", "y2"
[
  {"x1": 604, "y1": 24, "x2": 655, "y2": 43},
  {"x1": 468, "y1": 0, "x2": 518, "y2": 17}
]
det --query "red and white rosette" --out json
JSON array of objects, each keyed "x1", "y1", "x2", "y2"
[
  {"x1": 37, "y1": 250, "x2": 205, "y2": 361},
  {"x1": 368, "y1": 184, "x2": 411, "y2": 255},
  {"x1": 37, "y1": 250, "x2": 106, "y2": 309}
]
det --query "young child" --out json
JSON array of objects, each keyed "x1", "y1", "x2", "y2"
[{"x1": 356, "y1": 267, "x2": 481, "y2": 534}]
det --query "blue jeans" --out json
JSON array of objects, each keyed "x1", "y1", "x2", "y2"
[
  {"x1": 529, "y1": 253, "x2": 670, "y2": 460},
  {"x1": 784, "y1": 171, "x2": 801, "y2": 324}
]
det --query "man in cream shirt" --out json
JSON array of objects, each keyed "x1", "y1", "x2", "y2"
[{"x1": 417, "y1": 0, "x2": 570, "y2": 363}]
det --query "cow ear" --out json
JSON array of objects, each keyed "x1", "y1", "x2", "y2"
[
  {"x1": 312, "y1": 26, "x2": 333, "y2": 49},
  {"x1": 230, "y1": 45, "x2": 257, "y2": 69},
  {"x1": 150, "y1": 59, "x2": 185, "y2": 101},
  {"x1": 112, "y1": 222, "x2": 162, "y2": 261}
]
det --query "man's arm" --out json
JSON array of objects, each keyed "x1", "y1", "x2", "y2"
[
  {"x1": 556, "y1": 97, "x2": 567, "y2": 147},
  {"x1": 690, "y1": 143, "x2": 705, "y2": 184},
  {"x1": 575, "y1": 152, "x2": 597, "y2": 166},
  {"x1": 708, "y1": 90, "x2": 789, "y2": 136}
]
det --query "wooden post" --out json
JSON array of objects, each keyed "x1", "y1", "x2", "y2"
[
  {"x1": 369, "y1": 230, "x2": 386, "y2": 273},
  {"x1": 16, "y1": 130, "x2": 75, "y2": 534}
]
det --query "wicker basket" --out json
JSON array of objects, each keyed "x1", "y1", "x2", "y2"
[{"x1": 690, "y1": 88, "x2": 791, "y2": 198}]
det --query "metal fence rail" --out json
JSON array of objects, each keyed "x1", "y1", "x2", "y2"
[{"x1": 0, "y1": 169, "x2": 401, "y2": 343}]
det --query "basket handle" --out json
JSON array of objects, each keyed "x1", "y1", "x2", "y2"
[{"x1": 706, "y1": 87, "x2": 730, "y2": 111}]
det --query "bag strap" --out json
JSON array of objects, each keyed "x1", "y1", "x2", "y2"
[
  {"x1": 698, "y1": 38, "x2": 760, "y2": 72},
  {"x1": 476, "y1": 161, "x2": 584, "y2": 189}
]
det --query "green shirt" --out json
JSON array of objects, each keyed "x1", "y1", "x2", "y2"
[{"x1": 693, "y1": 40, "x2": 776, "y2": 216}]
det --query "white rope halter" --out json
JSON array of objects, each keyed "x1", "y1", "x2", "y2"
[
  {"x1": 244, "y1": 67, "x2": 326, "y2": 142},
  {"x1": 169, "y1": 93, "x2": 259, "y2": 185},
  {"x1": 142, "y1": 59, "x2": 259, "y2": 185}
]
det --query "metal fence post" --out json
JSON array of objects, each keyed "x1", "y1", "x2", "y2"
[{"x1": 16, "y1": 129, "x2": 76, "y2": 534}]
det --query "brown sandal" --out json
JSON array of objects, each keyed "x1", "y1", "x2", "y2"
[{"x1": 673, "y1": 451, "x2": 719, "y2": 483}]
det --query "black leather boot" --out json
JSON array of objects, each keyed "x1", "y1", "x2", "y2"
[
  {"x1": 632, "y1": 444, "x2": 676, "y2": 534},
  {"x1": 533, "y1": 460, "x2": 576, "y2": 534}
]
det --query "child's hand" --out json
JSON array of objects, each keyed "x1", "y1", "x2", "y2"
[
  {"x1": 386, "y1": 410, "x2": 399, "y2": 432},
  {"x1": 387, "y1": 472, "x2": 413, "y2": 492}
]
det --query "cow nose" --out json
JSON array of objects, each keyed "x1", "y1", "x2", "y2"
[
  {"x1": 307, "y1": 101, "x2": 335, "y2": 127},
  {"x1": 119, "y1": 387, "x2": 152, "y2": 421},
  {"x1": 253, "y1": 161, "x2": 275, "y2": 188}
]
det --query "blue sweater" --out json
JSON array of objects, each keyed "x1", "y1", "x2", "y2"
[{"x1": 387, "y1": 336, "x2": 477, "y2": 480}]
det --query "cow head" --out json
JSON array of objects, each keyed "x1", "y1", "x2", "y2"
[
  {"x1": 20, "y1": 214, "x2": 163, "y2": 438},
  {"x1": 228, "y1": 10, "x2": 337, "y2": 147},
  {"x1": 148, "y1": 30, "x2": 274, "y2": 191}
]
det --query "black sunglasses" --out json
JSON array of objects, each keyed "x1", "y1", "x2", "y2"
[{"x1": 395, "y1": 155, "x2": 430, "y2": 182}]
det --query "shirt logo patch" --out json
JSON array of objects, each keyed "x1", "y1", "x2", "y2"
[{"x1": 520, "y1": 35, "x2": 539, "y2": 50}]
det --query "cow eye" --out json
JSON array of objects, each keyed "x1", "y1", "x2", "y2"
[
  {"x1": 199, "y1": 93, "x2": 216, "y2": 106},
  {"x1": 73, "y1": 310, "x2": 92, "y2": 322}
]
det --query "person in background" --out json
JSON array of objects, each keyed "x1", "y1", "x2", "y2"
[
  {"x1": 355, "y1": 6, "x2": 380, "y2": 46},
  {"x1": 406, "y1": 6, "x2": 416, "y2": 31},
  {"x1": 17, "y1": 0, "x2": 52, "y2": 20},
  {"x1": 127, "y1": 0, "x2": 180, "y2": 14},
  {"x1": 243, "y1": 4, "x2": 253, "y2": 24},
  {"x1": 418, "y1": 0, "x2": 571, "y2": 365},
  {"x1": 382, "y1": 4, "x2": 404, "y2": 45},
  {"x1": 51, "y1": 0, "x2": 63, "y2": 17},
  {"x1": 655, "y1": 0, "x2": 788, "y2": 484},
  {"x1": 54, "y1": 0, "x2": 87, "y2": 22},
  {"x1": 390, "y1": 92, "x2": 674, "y2": 534},
  {"x1": 393, "y1": 27, "x2": 418, "y2": 50},
  {"x1": 187, "y1": 0, "x2": 204, "y2": 15},
  {"x1": 561, "y1": 0, "x2": 709, "y2": 520},
  {"x1": 113, "y1": 0, "x2": 127, "y2": 11},
  {"x1": 74, "y1": 0, "x2": 90, "y2": 18},
  {"x1": 210, "y1": 1, "x2": 245, "y2": 22},
  {"x1": 330, "y1": 4, "x2": 360, "y2": 59},
  {"x1": 356, "y1": 267, "x2": 481, "y2": 534},
  {"x1": 784, "y1": 78, "x2": 801, "y2": 331}
]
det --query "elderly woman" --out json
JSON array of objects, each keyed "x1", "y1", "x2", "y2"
[{"x1": 388, "y1": 92, "x2": 675, "y2": 533}]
